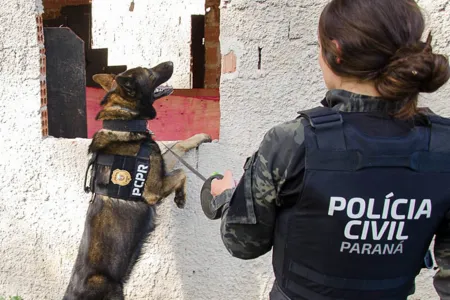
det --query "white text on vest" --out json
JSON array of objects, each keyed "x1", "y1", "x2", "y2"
[
  {"x1": 132, "y1": 164, "x2": 148, "y2": 197},
  {"x1": 328, "y1": 193, "x2": 432, "y2": 255}
]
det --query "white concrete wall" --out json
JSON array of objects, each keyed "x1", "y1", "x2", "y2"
[
  {"x1": 0, "y1": 0, "x2": 449, "y2": 299},
  {"x1": 217, "y1": 1, "x2": 450, "y2": 300},
  {"x1": 91, "y1": 0, "x2": 205, "y2": 89}
]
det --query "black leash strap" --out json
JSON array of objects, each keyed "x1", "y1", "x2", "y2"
[{"x1": 160, "y1": 142, "x2": 207, "y2": 182}]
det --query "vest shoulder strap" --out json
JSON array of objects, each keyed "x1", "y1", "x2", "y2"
[
  {"x1": 300, "y1": 110, "x2": 450, "y2": 172},
  {"x1": 297, "y1": 106, "x2": 346, "y2": 150},
  {"x1": 426, "y1": 113, "x2": 450, "y2": 152}
]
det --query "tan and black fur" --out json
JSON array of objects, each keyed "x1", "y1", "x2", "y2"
[{"x1": 63, "y1": 62, "x2": 211, "y2": 300}]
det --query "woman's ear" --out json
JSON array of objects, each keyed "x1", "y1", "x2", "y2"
[{"x1": 332, "y1": 40, "x2": 342, "y2": 64}]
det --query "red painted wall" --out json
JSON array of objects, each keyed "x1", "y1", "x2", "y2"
[{"x1": 86, "y1": 88, "x2": 220, "y2": 141}]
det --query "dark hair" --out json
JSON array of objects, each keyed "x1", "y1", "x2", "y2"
[{"x1": 318, "y1": 0, "x2": 450, "y2": 118}]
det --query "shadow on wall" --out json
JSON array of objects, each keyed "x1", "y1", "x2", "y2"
[
  {"x1": 167, "y1": 143, "x2": 274, "y2": 300},
  {"x1": 112, "y1": 143, "x2": 274, "y2": 299},
  {"x1": 0, "y1": 138, "x2": 95, "y2": 299}
]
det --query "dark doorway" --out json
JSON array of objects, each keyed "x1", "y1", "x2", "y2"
[
  {"x1": 43, "y1": 4, "x2": 127, "y2": 138},
  {"x1": 191, "y1": 15, "x2": 205, "y2": 88}
]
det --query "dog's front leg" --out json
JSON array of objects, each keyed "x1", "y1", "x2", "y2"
[
  {"x1": 158, "y1": 169, "x2": 187, "y2": 208},
  {"x1": 162, "y1": 133, "x2": 211, "y2": 172}
]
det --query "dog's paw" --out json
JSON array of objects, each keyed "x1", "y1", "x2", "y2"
[
  {"x1": 174, "y1": 191, "x2": 186, "y2": 209},
  {"x1": 193, "y1": 133, "x2": 212, "y2": 148},
  {"x1": 174, "y1": 197, "x2": 186, "y2": 209},
  {"x1": 197, "y1": 133, "x2": 212, "y2": 144},
  {"x1": 178, "y1": 133, "x2": 212, "y2": 153}
]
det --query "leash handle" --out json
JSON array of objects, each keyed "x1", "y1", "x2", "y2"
[{"x1": 201, "y1": 174, "x2": 224, "y2": 220}]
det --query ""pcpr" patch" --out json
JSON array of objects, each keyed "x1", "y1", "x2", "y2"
[{"x1": 131, "y1": 161, "x2": 149, "y2": 198}]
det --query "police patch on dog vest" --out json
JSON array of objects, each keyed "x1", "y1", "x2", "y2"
[
  {"x1": 87, "y1": 140, "x2": 152, "y2": 201},
  {"x1": 111, "y1": 169, "x2": 132, "y2": 186},
  {"x1": 130, "y1": 159, "x2": 150, "y2": 198}
]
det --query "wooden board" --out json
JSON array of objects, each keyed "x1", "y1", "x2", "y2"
[
  {"x1": 44, "y1": 27, "x2": 87, "y2": 138},
  {"x1": 86, "y1": 88, "x2": 220, "y2": 141}
]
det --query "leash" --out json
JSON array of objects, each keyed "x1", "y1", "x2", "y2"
[
  {"x1": 158, "y1": 141, "x2": 225, "y2": 220},
  {"x1": 159, "y1": 141, "x2": 208, "y2": 181},
  {"x1": 85, "y1": 119, "x2": 223, "y2": 218},
  {"x1": 101, "y1": 119, "x2": 208, "y2": 181},
  {"x1": 85, "y1": 119, "x2": 219, "y2": 211},
  {"x1": 96, "y1": 118, "x2": 210, "y2": 182}
]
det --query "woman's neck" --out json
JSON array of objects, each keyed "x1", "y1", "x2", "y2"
[{"x1": 336, "y1": 79, "x2": 381, "y2": 97}]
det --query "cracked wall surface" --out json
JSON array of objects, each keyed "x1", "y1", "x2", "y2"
[{"x1": 0, "y1": 0, "x2": 449, "y2": 299}]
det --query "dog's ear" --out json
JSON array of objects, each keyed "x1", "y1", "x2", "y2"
[
  {"x1": 93, "y1": 74, "x2": 115, "y2": 91},
  {"x1": 115, "y1": 75, "x2": 136, "y2": 96}
]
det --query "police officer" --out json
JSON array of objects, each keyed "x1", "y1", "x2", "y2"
[{"x1": 210, "y1": 0, "x2": 450, "y2": 299}]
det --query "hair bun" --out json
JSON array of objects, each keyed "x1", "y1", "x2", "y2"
[{"x1": 376, "y1": 34, "x2": 450, "y2": 101}]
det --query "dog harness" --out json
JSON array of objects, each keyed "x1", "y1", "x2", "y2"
[{"x1": 84, "y1": 120, "x2": 152, "y2": 201}]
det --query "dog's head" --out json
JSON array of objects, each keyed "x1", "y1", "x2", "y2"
[{"x1": 93, "y1": 61, "x2": 174, "y2": 120}]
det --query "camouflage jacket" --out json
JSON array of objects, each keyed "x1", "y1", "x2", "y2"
[{"x1": 214, "y1": 89, "x2": 450, "y2": 299}]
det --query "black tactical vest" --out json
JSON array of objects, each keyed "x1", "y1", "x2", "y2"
[
  {"x1": 84, "y1": 139, "x2": 152, "y2": 201},
  {"x1": 272, "y1": 106, "x2": 450, "y2": 300}
]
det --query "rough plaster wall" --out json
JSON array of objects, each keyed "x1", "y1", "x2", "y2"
[
  {"x1": 91, "y1": 0, "x2": 205, "y2": 89},
  {"x1": 218, "y1": 0, "x2": 450, "y2": 154},
  {"x1": 0, "y1": 0, "x2": 271, "y2": 297},
  {"x1": 0, "y1": 1, "x2": 449, "y2": 300},
  {"x1": 217, "y1": 0, "x2": 450, "y2": 299}
]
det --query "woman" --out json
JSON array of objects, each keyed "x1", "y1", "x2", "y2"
[{"x1": 210, "y1": 0, "x2": 450, "y2": 299}]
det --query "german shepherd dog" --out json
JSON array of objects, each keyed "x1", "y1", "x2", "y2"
[{"x1": 63, "y1": 61, "x2": 212, "y2": 299}]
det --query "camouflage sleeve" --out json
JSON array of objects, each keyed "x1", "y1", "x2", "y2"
[
  {"x1": 214, "y1": 119, "x2": 305, "y2": 259},
  {"x1": 433, "y1": 211, "x2": 450, "y2": 299}
]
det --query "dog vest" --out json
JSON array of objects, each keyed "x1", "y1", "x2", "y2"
[
  {"x1": 84, "y1": 120, "x2": 152, "y2": 201},
  {"x1": 272, "y1": 106, "x2": 450, "y2": 300}
]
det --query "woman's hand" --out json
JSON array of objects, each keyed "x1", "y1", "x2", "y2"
[{"x1": 211, "y1": 170, "x2": 236, "y2": 197}]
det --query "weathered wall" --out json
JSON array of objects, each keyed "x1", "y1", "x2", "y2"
[
  {"x1": 217, "y1": 1, "x2": 450, "y2": 300},
  {"x1": 42, "y1": 0, "x2": 222, "y2": 89},
  {"x1": 0, "y1": 0, "x2": 449, "y2": 300},
  {"x1": 91, "y1": 0, "x2": 205, "y2": 88}
]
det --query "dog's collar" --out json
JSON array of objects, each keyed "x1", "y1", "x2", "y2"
[{"x1": 102, "y1": 120, "x2": 150, "y2": 134}]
